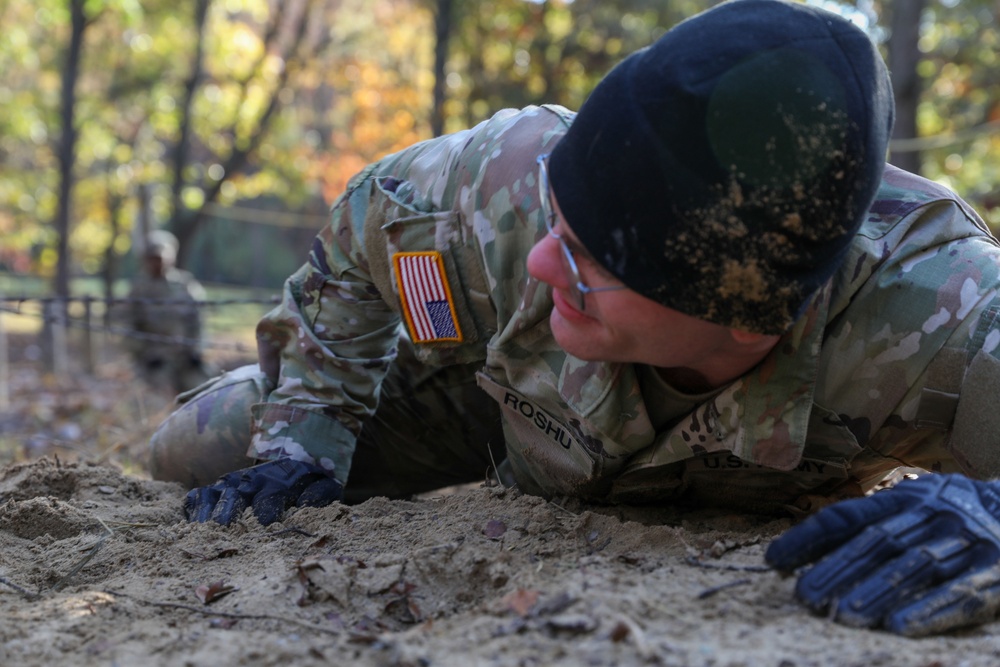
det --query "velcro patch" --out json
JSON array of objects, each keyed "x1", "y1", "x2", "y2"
[{"x1": 393, "y1": 251, "x2": 463, "y2": 343}]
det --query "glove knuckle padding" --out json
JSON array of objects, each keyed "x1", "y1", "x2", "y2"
[
  {"x1": 251, "y1": 491, "x2": 291, "y2": 526},
  {"x1": 774, "y1": 474, "x2": 1000, "y2": 635},
  {"x1": 211, "y1": 486, "x2": 248, "y2": 525},
  {"x1": 831, "y1": 535, "x2": 976, "y2": 628},
  {"x1": 297, "y1": 478, "x2": 344, "y2": 508},
  {"x1": 185, "y1": 486, "x2": 222, "y2": 523},
  {"x1": 886, "y1": 563, "x2": 1000, "y2": 636}
]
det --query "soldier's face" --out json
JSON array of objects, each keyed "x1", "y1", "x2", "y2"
[
  {"x1": 145, "y1": 255, "x2": 166, "y2": 278},
  {"x1": 526, "y1": 198, "x2": 744, "y2": 386}
]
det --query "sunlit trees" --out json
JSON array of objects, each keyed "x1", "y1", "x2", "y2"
[{"x1": 3, "y1": 0, "x2": 1000, "y2": 297}]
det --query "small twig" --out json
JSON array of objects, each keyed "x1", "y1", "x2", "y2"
[
  {"x1": 269, "y1": 526, "x2": 317, "y2": 538},
  {"x1": 0, "y1": 575, "x2": 39, "y2": 600},
  {"x1": 827, "y1": 596, "x2": 841, "y2": 621},
  {"x1": 547, "y1": 500, "x2": 578, "y2": 517},
  {"x1": 95, "y1": 440, "x2": 128, "y2": 465},
  {"x1": 684, "y1": 555, "x2": 771, "y2": 572},
  {"x1": 697, "y1": 578, "x2": 752, "y2": 599},
  {"x1": 612, "y1": 613, "x2": 654, "y2": 659},
  {"x1": 102, "y1": 589, "x2": 342, "y2": 636},
  {"x1": 103, "y1": 520, "x2": 159, "y2": 529},
  {"x1": 485, "y1": 441, "x2": 503, "y2": 488},
  {"x1": 411, "y1": 541, "x2": 462, "y2": 556},
  {"x1": 51, "y1": 517, "x2": 115, "y2": 592}
]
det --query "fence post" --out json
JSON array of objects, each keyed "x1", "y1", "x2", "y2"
[
  {"x1": 41, "y1": 300, "x2": 69, "y2": 375},
  {"x1": 81, "y1": 296, "x2": 94, "y2": 374},
  {"x1": 0, "y1": 311, "x2": 8, "y2": 411}
]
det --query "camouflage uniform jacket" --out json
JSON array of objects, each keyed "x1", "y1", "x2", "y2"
[{"x1": 253, "y1": 105, "x2": 1000, "y2": 511}]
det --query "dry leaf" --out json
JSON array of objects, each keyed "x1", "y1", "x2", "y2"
[
  {"x1": 610, "y1": 620, "x2": 630, "y2": 642},
  {"x1": 483, "y1": 519, "x2": 507, "y2": 539},
  {"x1": 195, "y1": 581, "x2": 239, "y2": 604},
  {"x1": 501, "y1": 588, "x2": 539, "y2": 617},
  {"x1": 180, "y1": 547, "x2": 239, "y2": 561}
]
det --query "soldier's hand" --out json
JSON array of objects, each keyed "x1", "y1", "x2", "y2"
[
  {"x1": 184, "y1": 459, "x2": 343, "y2": 526},
  {"x1": 765, "y1": 473, "x2": 1000, "y2": 636}
]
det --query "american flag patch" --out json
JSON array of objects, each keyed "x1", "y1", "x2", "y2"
[{"x1": 393, "y1": 251, "x2": 463, "y2": 343}]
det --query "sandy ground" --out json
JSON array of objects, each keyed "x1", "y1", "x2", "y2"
[
  {"x1": 2, "y1": 336, "x2": 1000, "y2": 666},
  {"x1": 2, "y1": 456, "x2": 1000, "y2": 667}
]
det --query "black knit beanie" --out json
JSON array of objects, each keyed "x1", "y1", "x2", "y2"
[{"x1": 548, "y1": 0, "x2": 894, "y2": 334}]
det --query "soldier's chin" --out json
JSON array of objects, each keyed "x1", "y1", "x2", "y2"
[{"x1": 549, "y1": 313, "x2": 603, "y2": 361}]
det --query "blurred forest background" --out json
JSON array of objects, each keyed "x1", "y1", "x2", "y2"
[
  {"x1": 2, "y1": 0, "x2": 999, "y2": 296},
  {"x1": 0, "y1": 0, "x2": 998, "y2": 472}
]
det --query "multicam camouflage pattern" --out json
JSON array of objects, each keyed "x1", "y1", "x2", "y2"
[
  {"x1": 251, "y1": 105, "x2": 574, "y2": 484},
  {"x1": 149, "y1": 365, "x2": 274, "y2": 487},
  {"x1": 126, "y1": 266, "x2": 210, "y2": 393},
  {"x1": 170, "y1": 106, "x2": 1000, "y2": 513}
]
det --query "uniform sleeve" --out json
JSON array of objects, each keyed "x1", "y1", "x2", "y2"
[
  {"x1": 250, "y1": 165, "x2": 402, "y2": 484},
  {"x1": 245, "y1": 105, "x2": 572, "y2": 485}
]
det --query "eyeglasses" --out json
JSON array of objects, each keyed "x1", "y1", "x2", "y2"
[{"x1": 536, "y1": 153, "x2": 626, "y2": 311}]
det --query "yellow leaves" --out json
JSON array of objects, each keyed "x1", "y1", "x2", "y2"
[
  {"x1": 128, "y1": 33, "x2": 153, "y2": 53},
  {"x1": 210, "y1": 20, "x2": 266, "y2": 80},
  {"x1": 37, "y1": 71, "x2": 62, "y2": 95},
  {"x1": 352, "y1": 88, "x2": 382, "y2": 110},
  {"x1": 392, "y1": 109, "x2": 414, "y2": 134},
  {"x1": 111, "y1": 143, "x2": 132, "y2": 164},
  {"x1": 181, "y1": 186, "x2": 206, "y2": 211},
  {"x1": 37, "y1": 247, "x2": 58, "y2": 276}
]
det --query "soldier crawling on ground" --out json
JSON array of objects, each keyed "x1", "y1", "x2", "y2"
[{"x1": 150, "y1": 0, "x2": 1000, "y2": 638}]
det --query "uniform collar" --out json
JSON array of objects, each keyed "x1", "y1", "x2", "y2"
[{"x1": 719, "y1": 281, "x2": 832, "y2": 470}]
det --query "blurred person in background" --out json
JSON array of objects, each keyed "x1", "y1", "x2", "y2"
[{"x1": 126, "y1": 230, "x2": 211, "y2": 394}]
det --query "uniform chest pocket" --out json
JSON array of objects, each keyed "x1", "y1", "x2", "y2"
[
  {"x1": 363, "y1": 177, "x2": 495, "y2": 363},
  {"x1": 477, "y1": 371, "x2": 615, "y2": 499}
]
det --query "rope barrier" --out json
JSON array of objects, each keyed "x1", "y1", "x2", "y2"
[
  {"x1": 0, "y1": 295, "x2": 278, "y2": 352},
  {"x1": 0, "y1": 295, "x2": 281, "y2": 307}
]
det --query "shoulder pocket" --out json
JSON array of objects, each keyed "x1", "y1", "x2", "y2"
[{"x1": 364, "y1": 177, "x2": 495, "y2": 363}]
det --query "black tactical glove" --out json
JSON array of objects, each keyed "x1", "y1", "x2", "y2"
[
  {"x1": 765, "y1": 473, "x2": 1000, "y2": 636},
  {"x1": 184, "y1": 459, "x2": 344, "y2": 526}
]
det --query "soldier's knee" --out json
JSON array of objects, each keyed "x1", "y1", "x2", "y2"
[{"x1": 149, "y1": 364, "x2": 272, "y2": 488}]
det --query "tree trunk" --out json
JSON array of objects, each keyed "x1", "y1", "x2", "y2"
[
  {"x1": 44, "y1": 0, "x2": 88, "y2": 373},
  {"x1": 169, "y1": 0, "x2": 212, "y2": 268},
  {"x1": 101, "y1": 187, "x2": 123, "y2": 312},
  {"x1": 431, "y1": 0, "x2": 454, "y2": 137},
  {"x1": 53, "y1": 0, "x2": 88, "y2": 300},
  {"x1": 887, "y1": 0, "x2": 925, "y2": 174}
]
